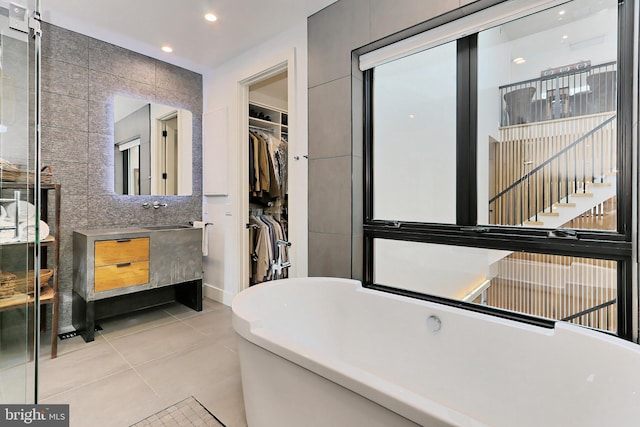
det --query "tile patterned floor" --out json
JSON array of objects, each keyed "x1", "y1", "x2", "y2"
[
  {"x1": 35, "y1": 299, "x2": 247, "y2": 427},
  {"x1": 131, "y1": 396, "x2": 225, "y2": 427}
]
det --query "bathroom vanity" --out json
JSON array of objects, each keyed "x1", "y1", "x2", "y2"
[{"x1": 72, "y1": 225, "x2": 203, "y2": 342}]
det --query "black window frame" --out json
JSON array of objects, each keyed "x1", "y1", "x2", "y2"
[{"x1": 361, "y1": 0, "x2": 636, "y2": 340}]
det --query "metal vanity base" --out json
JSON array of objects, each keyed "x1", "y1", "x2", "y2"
[
  {"x1": 72, "y1": 279, "x2": 202, "y2": 342},
  {"x1": 72, "y1": 226, "x2": 205, "y2": 343}
]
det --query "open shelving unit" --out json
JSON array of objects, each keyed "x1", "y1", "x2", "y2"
[
  {"x1": 0, "y1": 182, "x2": 61, "y2": 358},
  {"x1": 249, "y1": 101, "x2": 288, "y2": 139}
]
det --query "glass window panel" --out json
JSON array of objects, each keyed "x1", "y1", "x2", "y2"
[
  {"x1": 477, "y1": 0, "x2": 619, "y2": 231},
  {"x1": 373, "y1": 41, "x2": 457, "y2": 223},
  {"x1": 374, "y1": 239, "x2": 617, "y2": 333}
]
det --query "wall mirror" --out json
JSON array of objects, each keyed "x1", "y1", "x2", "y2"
[{"x1": 114, "y1": 95, "x2": 193, "y2": 196}]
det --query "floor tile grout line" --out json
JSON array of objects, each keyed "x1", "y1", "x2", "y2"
[
  {"x1": 176, "y1": 315, "x2": 211, "y2": 338},
  {"x1": 38, "y1": 302, "x2": 231, "y2": 385},
  {"x1": 122, "y1": 330, "x2": 235, "y2": 372},
  {"x1": 101, "y1": 333, "x2": 135, "y2": 370},
  {"x1": 100, "y1": 310, "x2": 226, "y2": 369},
  {"x1": 162, "y1": 309, "x2": 185, "y2": 322},
  {"x1": 130, "y1": 365, "x2": 163, "y2": 401},
  {"x1": 37, "y1": 338, "x2": 128, "y2": 398},
  {"x1": 221, "y1": 343, "x2": 238, "y2": 354},
  {"x1": 41, "y1": 336, "x2": 108, "y2": 360},
  {"x1": 127, "y1": 338, "x2": 209, "y2": 371},
  {"x1": 162, "y1": 301, "x2": 227, "y2": 322},
  {"x1": 103, "y1": 333, "x2": 191, "y2": 372},
  {"x1": 97, "y1": 298, "x2": 227, "y2": 341},
  {"x1": 90, "y1": 305, "x2": 226, "y2": 340},
  {"x1": 102, "y1": 337, "x2": 163, "y2": 400},
  {"x1": 39, "y1": 365, "x2": 132, "y2": 402},
  {"x1": 98, "y1": 317, "x2": 180, "y2": 341}
]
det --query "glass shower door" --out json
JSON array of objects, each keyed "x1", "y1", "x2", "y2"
[{"x1": 0, "y1": 0, "x2": 39, "y2": 404}]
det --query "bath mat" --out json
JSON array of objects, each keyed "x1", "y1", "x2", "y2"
[{"x1": 130, "y1": 396, "x2": 226, "y2": 427}]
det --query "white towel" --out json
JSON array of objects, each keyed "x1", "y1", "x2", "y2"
[
  {"x1": 5, "y1": 200, "x2": 36, "y2": 222},
  {"x1": 193, "y1": 221, "x2": 209, "y2": 257},
  {"x1": 0, "y1": 228, "x2": 16, "y2": 243},
  {"x1": 18, "y1": 220, "x2": 49, "y2": 242}
]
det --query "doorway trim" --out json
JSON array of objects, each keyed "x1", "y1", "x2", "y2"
[{"x1": 236, "y1": 55, "x2": 295, "y2": 293}]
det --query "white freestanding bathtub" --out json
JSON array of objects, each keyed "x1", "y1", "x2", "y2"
[{"x1": 232, "y1": 277, "x2": 640, "y2": 427}]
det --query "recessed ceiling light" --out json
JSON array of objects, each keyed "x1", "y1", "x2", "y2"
[
  {"x1": 408, "y1": 114, "x2": 416, "y2": 119},
  {"x1": 559, "y1": 10, "x2": 566, "y2": 15},
  {"x1": 512, "y1": 57, "x2": 526, "y2": 65},
  {"x1": 205, "y1": 13, "x2": 217, "y2": 22},
  {"x1": 562, "y1": 35, "x2": 568, "y2": 39},
  {"x1": 161, "y1": 46, "x2": 173, "y2": 53}
]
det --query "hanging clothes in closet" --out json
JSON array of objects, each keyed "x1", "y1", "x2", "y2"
[
  {"x1": 248, "y1": 129, "x2": 287, "y2": 206},
  {"x1": 248, "y1": 127, "x2": 289, "y2": 285},
  {"x1": 249, "y1": 214, "x2": 289, "y2": 285}
]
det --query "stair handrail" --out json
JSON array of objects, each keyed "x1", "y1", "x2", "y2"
[
  {"x1": 499, "y1": 61, "x2": 616, "y2": 90},
  {"x1": 489, "y1": 114, "x2": 617, "y2": 206},
  {"x1": 561, "y1": 298, "x2": 616, "y2": 322}
]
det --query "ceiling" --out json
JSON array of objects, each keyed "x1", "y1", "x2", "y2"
[{"x1": 39, "y1": 0, "x2": 338, "y2": 74}]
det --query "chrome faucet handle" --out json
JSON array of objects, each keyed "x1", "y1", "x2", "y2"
[
  {"x1": 152, "y1": 201, "x2": 168, "y2": 209},
  {"x1": 142, "y1": 202, "x2": 150, "y2": 209}
]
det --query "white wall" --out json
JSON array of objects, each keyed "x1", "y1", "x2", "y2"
[
  {"x1": 202, "y1": 21, "x2": 308, "y2": 305},
  {"x1": 249, "y1": 71, "x2": 289, "y2": 111}
]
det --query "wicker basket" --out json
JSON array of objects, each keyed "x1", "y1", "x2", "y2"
[
  {"x1": 0, "y1": 164, "x2": 52, "y2": 184},
  {"x1": 0, "y1": 271, "x2": 17, "y2": 300},
  {"x1": 0, "y1": 158, "x2": 19, "y2": 182},
  {"x1": 13, "y1": 269, "x2": 53, "y2": 295}
]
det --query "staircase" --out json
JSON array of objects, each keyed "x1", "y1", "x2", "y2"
[
  {"x1": 472, "y1": 113, "x2": 619, "y2": 332},
  {"x1": 523, "y1": 174, "x2": 616, "y2": 229},
  {"x1": 489, "y1": 113, "x2": 617, "y2": 230}
]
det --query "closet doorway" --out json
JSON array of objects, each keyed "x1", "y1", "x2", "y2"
[
  {"x1": 234, "y1": 49, "x2": 308, "y2": 292},
  {"x1": 239, "y1": 62, "x2": 293, "y2": 291}
]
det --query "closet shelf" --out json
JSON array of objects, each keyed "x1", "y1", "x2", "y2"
[
  {"x1": 249, "y1": 117, "x2": 279, "y2": 127},
  {"x1": 249, "y1": 102, "x2": 288, "y2": 140}
]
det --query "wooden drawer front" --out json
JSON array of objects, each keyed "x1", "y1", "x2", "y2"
[
  {"x1": 95, "y1": 238, "x2": 149, "y2": 267},
  {"x1": 94, "y1": 261, "x2": 149, "y2": 292}
]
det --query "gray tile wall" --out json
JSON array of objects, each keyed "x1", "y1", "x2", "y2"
[
  {"x1": 308, "y1": 0, "x2": 468, "y2": 278},
  {"x1": 41, "y1": 22, "x2": 203, "y2": 329}
]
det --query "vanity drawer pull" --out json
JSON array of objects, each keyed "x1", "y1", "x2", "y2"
[
  {"x1": 116, "y1": 262, "x2": 131, "y2": 268},
  {"x1": 116, "y1": 239, "x2": 132, "y2": 243}
]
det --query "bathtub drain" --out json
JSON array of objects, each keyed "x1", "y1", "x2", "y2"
[{"x1": 427, "y1": 315, "x2": 441, "y2": 332}]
